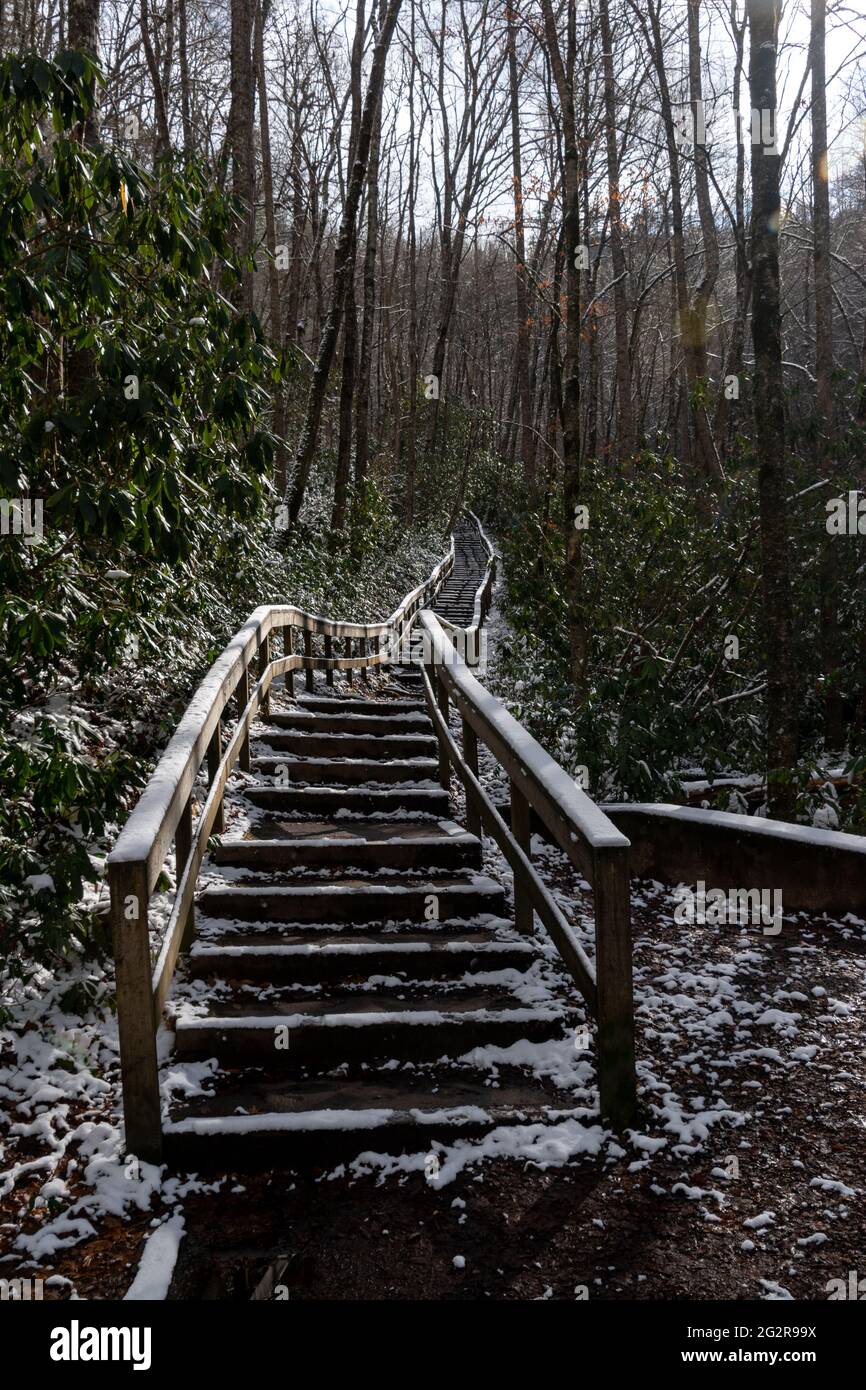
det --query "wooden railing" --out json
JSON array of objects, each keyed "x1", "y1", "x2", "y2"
[
  {"x1": 417, "y1": 609, "x2": 637, "y2": 1129},
  {"x1": 108, "y1": 544, "x2": 454, "y2": 1161},
  {"x1": 465, "y1": 509, "x2": 495, "y2": 664},
  {"x1": 108, "y1": 514, "x2": 637, "y2": 1160}
]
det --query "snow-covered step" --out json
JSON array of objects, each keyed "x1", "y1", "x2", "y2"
[
  {"x1": 268, "y1": 709, "x2": 432, "y2": 736},
  {"x1": 296, "y1": 695, "x2": 427, "y2": 716},
  {"x1": 244, "y1": 784, "x2": 450, "y2": 816},
  {"x1": 212, "y1": 819, "x2": 481, "y2": 870},
  {"x1": 251, "y1": 754, "x2": 440, "y2": 784},
  {"x1": 174, "y1": 995, "x2": 565, "y2": 1068},
  {"x1": 254, "y1": 730, "x2": 438, "y2": 759},
  {"x1": 188, "y1": 933, "x2": 535, "y2": 982},
  {"x1": 196, "y1": 873, "x2": 506, "y2": 923},
  {"x1": 163, "y1": 1075, "x2": 578, "y2": 1168}
]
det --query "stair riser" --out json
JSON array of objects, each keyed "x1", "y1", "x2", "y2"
[
  {"x1": 257, "y1": 734, "x2": 437, "y2": 759},
  {"x1": 163, "y1": 1115, "x2": 519, "y2": 1171},
  {"x1": 245, "y1": 788, "x2": 450, "y2": 815},
  {"x1": 212, "y1": 839, "x2": 481, "y2": 870},
  {"x1": 187, "y1": 944, "x2": 532, "y2": 983},
  {"x1": 252, "y1": 758, "x2": 438, "y2": 785},
  {"x1": 197, "y1": 886, "x2": 506, "y2": 923},
  {"x1": 296, "y1": 698, "x2": 426, "y2": 715},
  {"x1": 175, "y1": 1015, "x2": 557, "y2": 1069},
  {"x1": 268, "y1": 714, "x2": 433, "y2": 736}
]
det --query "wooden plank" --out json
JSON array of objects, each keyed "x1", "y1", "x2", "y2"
[
  {"x1": 462, "y1": 718, "x2": 481, "y2": 839},
  {"x1": 303, "y1": 630, "x2": 314, "y2": 693},
  {"x1": 284, "y1": 628, "x2": 294, "y2": 698},
  {"x1": 510, "y1": 777, "x2": 534, "y2": 933},
  {"x1": 436, "y1": 676, "x2": 450, "y2": 790},
  {"x1": 418, "y1": 612, "x2": 628, "y2": 879},
  {"x1": 110, "y1": 859, "x2": 162, "y2": 1162},
  {"x1": 207, "y1": 718, "x2": 224, "y2": 834},
  {"x1": 594, "y1": 845, "x2": 638, "y2": 1128},
  {"x1": 420, "y1": 668, "x2": 596, "y2": 1006},
  {"x1": 238, "y1": 666, "x2": 251, "y2": 772},
  {"x1": 259, "y1": 634, "x2": 271, "y2": 721},
  {"x1": 175, "y1": 793, "x2": 195, "y2": 950},
  {"x1": 151, "y1": 666, "x2": 269, "y2": 1014}
]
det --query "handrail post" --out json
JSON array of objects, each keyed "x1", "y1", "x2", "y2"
[
  {"x1": 324, "y1": 633, "x2": 334, "y2": 687},
  {"x1": 239, "y1": 665, "x2": 251, "y2": 772},
  {"x1": 435, "y1": 671, "x2": 450, "y2": 790},
  {"x1": 303, "y1": 629, "x2": 314, "y2": 692},
  {"x1": 176, "y1": 793, "x2": 195, "y2": 949},
  {"x1": 593, "y1": 845, "x2": 637, "y2": 1128},
  {"x1": 360, "y1": 636, "x2": 368, "y2": 684},
  {"x1": 345, "y1": 637, "x2": 353, "y2": 687},
  {"x1": 284, "y1": 627, "x2": 294, "y2": 698},
  {"x1": 461, "y1": 717, "x2": 481, "y2": 839},
  {"x1": 110, "y1": 859, "x2": 162, "y2": 1163},
  {"x1": 207, "y1": 718, "x2": 225, "y2": 834},
  {"x1": 509, "y1": 777, "x2": 534, "y2": 933},
  {"x1": 259, "y1": 633, "x2": 271, "y2": 721}
]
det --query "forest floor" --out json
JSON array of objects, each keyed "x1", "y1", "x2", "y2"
[
  {"x1": 2, "y1": 836, "x2": 863, "y2": 1302},
  {"x1": 2, "y1": 588, "x2": 863, "y2": 1302}
]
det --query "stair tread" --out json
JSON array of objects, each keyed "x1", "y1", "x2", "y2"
[
  {"x1": 168, "y1": 1072, "x2": 574, "y2": 1127},
  {"x1": 176, "y1": 991, "x2": 565, "y2": 1023},
  {"x1": 236, "y1": 817, "x2": 474, "y2": 843},
  {"x1": 296, "y1": 696, "x2": 426, "y2": 714},
  {"x1": 194, "y1": 920, "x2": 514, "y2": 942},
  {"x1": 199, "y1": 873, "x2": 503, "y2": 894},
  {"x1": 191, "y1": 931, "x2": 530, "y2": 953}
]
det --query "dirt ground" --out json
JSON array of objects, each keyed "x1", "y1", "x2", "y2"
[{"x1": 3, "y1": 845, "x2": 864, "y2": 1302}]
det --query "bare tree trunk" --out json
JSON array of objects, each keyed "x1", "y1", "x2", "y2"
[
  {"x1": 599, "y1": 0, "x2": 635, "y2": 467},
  {"x1": 140, "y1": 0, "x2": 171, "y2": 158},
  {"x1": 714, "y1": 1, "x2": 750, "y2": 450},
  {"x1": 228, "y1": 0, "x2": 255, "y2": 313},
  {"x1": 404, "y1": 3, "x2": 420, "y2": 524},
  {"x1": 288, "y1": 0, "x2": 404, "y2": 526},
  {"x1": 809, "y1": 0, "x2": 842, "y2": 748},
  {"x1": 332, "y1": 0, "x2": 366, "y2": 539},
  {"x1": 748, "y1": 0, "x2": 798, "y2": 818},
  {"x1": 67, "y1": 0, "x2": 100, "y2": 146},
  {"x1": 254, "y1": 0, "x2": 287, "y2": 495},
  {"x1": 178, "y1": 0, "x2": 193, "y2": 149},
  {"x1": 540, "y1": 0, "x2": 586, "y2": 696},
  {"x1": 506, "y1": 3, "x2": 535, "y2": 492},
  {"x1": 353, "y1": 28, "x2": 383, "y2": 500}
]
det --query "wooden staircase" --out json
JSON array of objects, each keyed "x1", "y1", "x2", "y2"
[
  {"x1": 109, "y1": 513, "x2": 636, "y2": 1167},
  {"x1": 164, "y1": 675, "x2": 576, "y2": 1168}
]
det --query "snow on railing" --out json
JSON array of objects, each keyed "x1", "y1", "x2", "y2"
[
  {"x1": 417, "y1": 607, "x2": 637, "y2": 1129},
  {"x1": 108, "y1": 539, "x2": 454, "y2": 1161}
]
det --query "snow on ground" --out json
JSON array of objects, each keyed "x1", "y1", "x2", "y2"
[{"x1": 2, "y1": 575, "x2": 864, "y2": 1299}]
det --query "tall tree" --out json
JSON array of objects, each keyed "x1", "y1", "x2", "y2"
[
  {"x1": 810, "y1": 0, "x2": 841, "y2": 747},
  {"x1": 288, "y1": 0, "x2": 404, "y2": 526},
  {"x1": 540, "y1": 0, "x2": 586, "y2": 695},
  {"x1": 67, "y1": 0, "x2": 100, "y2": 146},
  {"x1": 228, "y1": 0, "x2": 255, "y2": 313},
  {"x1": 747, "y1": 0, "x2": 798, "y2": 817},
  {"x1": 598, "y1": 0, "x2": 635, "y2": 468},
  {"x1": 506, "y1": 2, "x2": 536, "y2": 491}
]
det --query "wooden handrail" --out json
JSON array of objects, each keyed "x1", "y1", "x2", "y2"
[
  {"x1": 464, "y1": 509, "x2": 495, "y2": 663},
  {"x1": 417, "y1": 608, "x2": 637, "y2": 1129},
  {"x1": 108, "y1": 514, "x2": 636, "y2": 1159},
  {"x1": 108, "y1": 541, "x2": 454, "y2": 1161}
]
